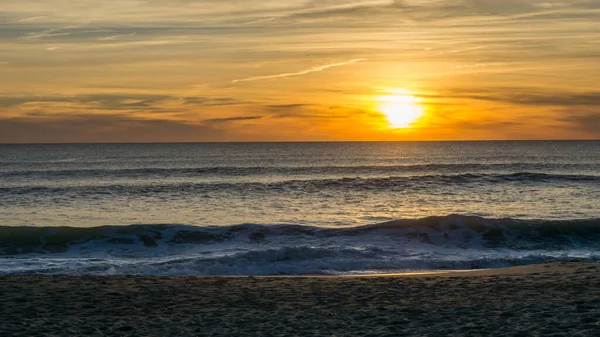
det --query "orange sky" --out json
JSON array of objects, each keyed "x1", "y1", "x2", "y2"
[{"x1": 1, "y1": 0, "x2": 599, "y2": 142}]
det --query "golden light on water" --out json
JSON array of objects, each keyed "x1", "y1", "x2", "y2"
[{"x1": 377, "y1": 90, "x2": 424, "y2": 128}]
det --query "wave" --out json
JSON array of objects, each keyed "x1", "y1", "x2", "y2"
[
  {"x1": 1, "y1": 163, "x2": 597, "y2": 178},
  {"x1": 1, "y1": 172, "x2": 597, "y2": 196},
  {"x1": 2, "y1": 215, "x2": 600, "y2": 275},
  {"x1": 2, "y1": 215, "x2": 600, "y2": 255},
  {"x1": 4, "y1": 247, "x2": 595, "y2": 276}
]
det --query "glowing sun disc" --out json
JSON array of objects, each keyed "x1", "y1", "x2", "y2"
[{"x1": 378, "y1": 91, "x2": 424, "y2": 128}]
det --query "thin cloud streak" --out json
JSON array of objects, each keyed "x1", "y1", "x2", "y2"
[
  {"x1": 232, "y1": 59, "x2": 366, "y2": 83},
  {"x1": 12, "y1": 16, "x2": 47, "y2": 23},
  {"x1": 98, "y1": 32, "x2": 137, "y2": 41},
  {"x1": 242, "y1": 0, "x2": 394, "y2": 25},
  {"x1": 22, "y1": 25, "x2": 81, "y2": 39}
]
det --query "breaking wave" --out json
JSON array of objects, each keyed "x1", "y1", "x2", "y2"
[{"x1": 2, "y1": 215, "x2": 600, "y2": 275}]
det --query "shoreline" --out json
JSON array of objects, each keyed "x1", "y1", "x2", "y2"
[{"x1": 2, "y1": 262, "x2": 599, "y2": 336}]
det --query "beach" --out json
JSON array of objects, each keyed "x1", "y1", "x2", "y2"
[{"x1": 1, "y1": 262, "x2": 599, "y2": 336}]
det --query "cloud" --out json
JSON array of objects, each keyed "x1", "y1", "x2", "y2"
[
  {"x1": 444, "y1": 119, "x2": 521, "y2": 130},
  {"x1": 445, "y1": 89, "x2": 600, "y2": 107},
  {"x1": 558, "y1": 110, "x2": 600, "y2": 136},
  {"x1": 181, "y1": 97, "x2": 243, "y2": 106},
  {"x1": 0, "y1": 114, "x2": 226, "y2": 143},
  {"x1": 26, "y1": 32, "x2": 72, "y2": 39},
  {"x1": 454, "y1": 62, "x2": 504, "y2": 69},
  {"x1": 263, "y1": 104, "x2": 367, "y2": 120},
  {"x1": 232, "y1": 59, "x2": 366, "y2": 83},
  {"x1": 12, "y1": 16, "x2": 47, "y2": 23},
  {"x1": 97, "y1": 32, "x2": 136, "y2": 41},
  {"x1": 203, "y1": 115, "x2": 263, "y2": 124},
  {"x1": 0, "y1": 94, "x2": 167, "y2": 108},
  {"x1": 22, "y1": 25, "x2": 79, "y2": 39},
  {"x1": 0, "y1": 94, "x2": 242, "y2": 112},
  {"x1": 242, "y1": 0, "x2": 395, "y2": 25},
  {"x1": 242, "y1": 16, "x2": 280, "y2": 25},
  {"x1": 90, "y1": 38, "x2": 193, "y2": 49},
  {"x1": 266, "y1": 104, "x2": 311, "y2": 109}
]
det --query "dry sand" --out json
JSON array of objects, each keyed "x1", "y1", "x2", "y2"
[{"x1": 1, "y1": 262, "x2": 600, "y2": 336}]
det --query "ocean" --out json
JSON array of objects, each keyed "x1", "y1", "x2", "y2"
[{"x1": 1, "y1": 141, "x2": 599, "y2": 275}]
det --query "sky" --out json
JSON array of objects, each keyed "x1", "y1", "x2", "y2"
[{"x1": 1, "y1": 0, "x2": 599, "y2": 142}]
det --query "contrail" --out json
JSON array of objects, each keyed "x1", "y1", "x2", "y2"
[{"x1": 232, "y1": 58, "x2": 366, "y2": 83}]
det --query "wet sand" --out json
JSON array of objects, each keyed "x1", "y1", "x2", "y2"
[{"x1": 1, "y1": 262, "x2": 600, "y2": 336}]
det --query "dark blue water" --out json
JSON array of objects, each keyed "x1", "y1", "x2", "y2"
[{"x1": 1, "y1": 141, "x2": 599, "y2": 275}]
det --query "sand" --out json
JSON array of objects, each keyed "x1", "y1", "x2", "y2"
[{"x1": 1, "y1": 262, "x2": 600, "y2": 336}]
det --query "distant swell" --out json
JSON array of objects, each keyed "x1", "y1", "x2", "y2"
[
  {"x1": 1, "y1": 172, "x2": 597, "y2": 196},
  {"x1": 2, "y1": 215, "x2": 600, "y2": 275},
  {"x1": 2, "y1": 163, "x2": 597, "y2": 178}
]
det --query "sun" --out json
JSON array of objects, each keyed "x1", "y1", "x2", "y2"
[{"x1": 377, "y1": 90, "x2": 424, "y2": 128}]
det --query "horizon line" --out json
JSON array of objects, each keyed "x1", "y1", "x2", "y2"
[{"x1": 1, "y1": 139, "x2": 598, "y2": 145}]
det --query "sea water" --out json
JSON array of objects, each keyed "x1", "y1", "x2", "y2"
[{"x1": 1, "y1": 141, "x2": 599, "y2": 275}]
